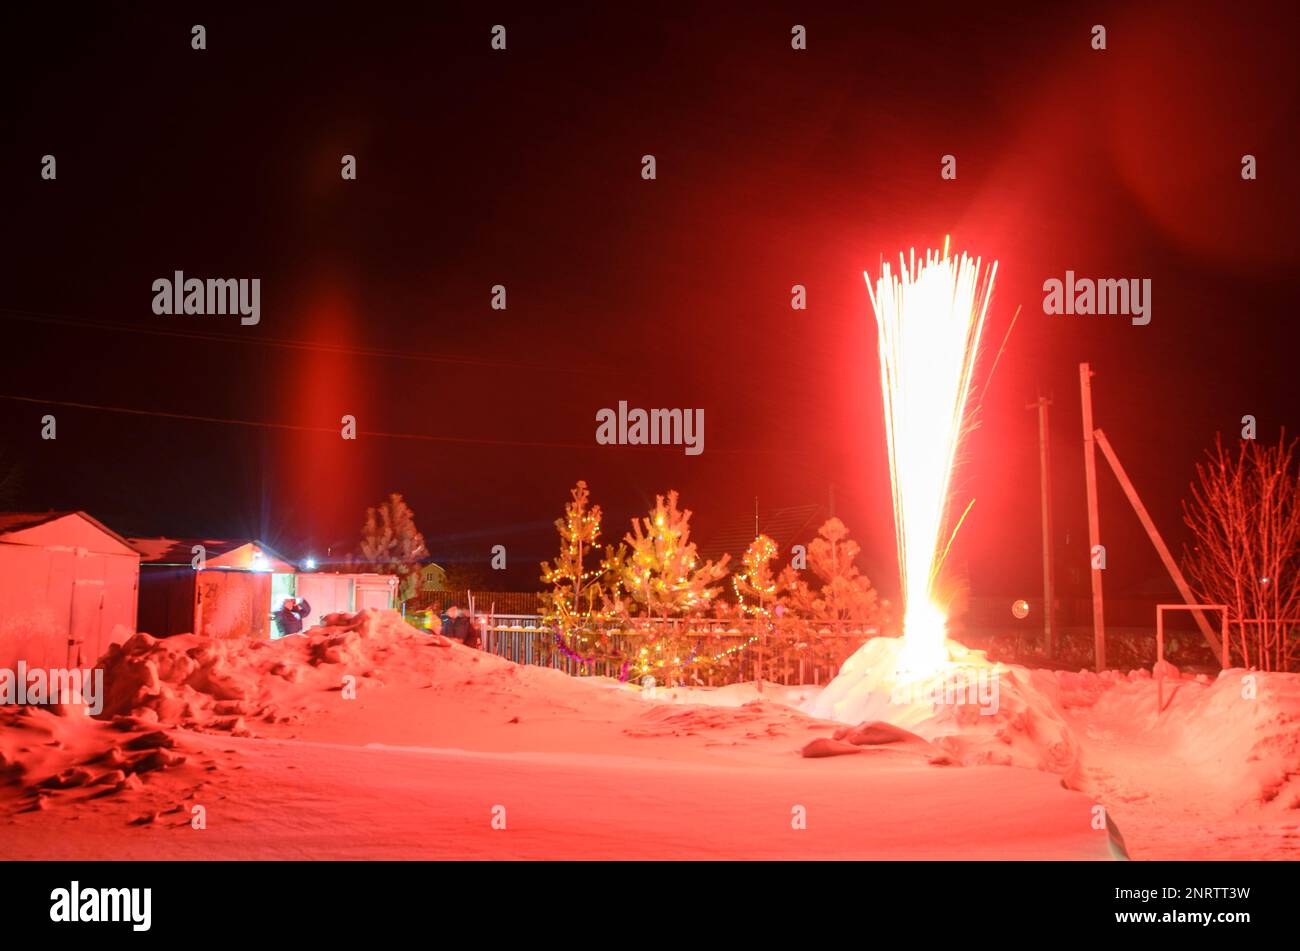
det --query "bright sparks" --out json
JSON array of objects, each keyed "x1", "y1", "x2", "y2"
[{"x1": 865, "y1": 240, "x2": 997, "y2": 675}]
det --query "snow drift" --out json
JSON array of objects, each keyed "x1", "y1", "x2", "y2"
[
  {"x1": 3, "y1": 612, "x2": 1297, "y2": 858},
  {"x1": 804, "y1": 636, "x2": 1080, "y2": 774},
  {"x1": 1, "y1": 610, "x2": 452, "y2": 818},
  {"x1": 96, "y1": 608, "x2": 450, "y2": 729}
]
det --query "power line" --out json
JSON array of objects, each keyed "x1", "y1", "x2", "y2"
[
  {"x1": 0, "y1": 392, "x2": 781, "y2": 455},
  {"x1": 0, "y1": 393, "x2": 600, "y2": 450},
  {"x1": 0, "y1": 306, "x2": 617, "y2": 376}
]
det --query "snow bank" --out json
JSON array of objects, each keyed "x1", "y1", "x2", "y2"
[
  {"x1": 804, "y1": 636, "x2": 1080, "y2": 773},
  {"x1": 805, "y1": 635, "x2": 1300, "y2": 818},
  {"x1": 6, "y1": 609, "x2": 1295, "y2": 858},
  {"x1": 97, "y1": 609, "x2": 446, "y2": 730},
  {"x1": 0, "y1": 704, "x2": 191, "y2": 817},
  {"x1": 2, "y1": 610, "x2": 454, "y2": 819},
  {"x1": 1076, "y1": 667, "x2": 1300, "y2": 811}
]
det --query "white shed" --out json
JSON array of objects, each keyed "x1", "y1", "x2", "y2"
[
  {"x1": 291, "y1": 572, "x2": 399, "y2": 634},
  {"x1": 0, "y1": 511, "x2": 141, "y2": 669}
]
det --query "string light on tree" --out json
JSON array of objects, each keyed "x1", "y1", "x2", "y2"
[{"x1": 538, "y1": 481, "x2": 625, "y2": 671}]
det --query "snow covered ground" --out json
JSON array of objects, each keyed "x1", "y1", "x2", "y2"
[{"x1": 2, "y1": 611, "x2": 1296, "y2": 859}]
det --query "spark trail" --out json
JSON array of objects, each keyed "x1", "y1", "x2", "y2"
[{"x1": 865, "y1": 239, "x2": 997, "y2": 674}]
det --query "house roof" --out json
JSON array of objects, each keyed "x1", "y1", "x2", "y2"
[
  {"x1": 0, "y1": 510, "x2": 135, "y2": 548},
  {"x1": 127, "y1": 536, "x2": 298, "y2": 572}
]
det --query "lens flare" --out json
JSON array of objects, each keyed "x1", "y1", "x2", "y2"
[{"x1": 865, "y1": 240, "x2": 997, "y2": 675}]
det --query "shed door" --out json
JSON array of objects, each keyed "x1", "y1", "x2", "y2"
[
  {"x1": 294, "y1": 575, "x2": 354, "y2": 629},
  {"x1": 355, "y1": 580, "x2": 394, "y2": 612},
  {"x1": 196, "y1": 571, "x2": 272, "y2": 639},
  {"x1": 69, "y1": 579, "x2": 105, "y2": 667}
]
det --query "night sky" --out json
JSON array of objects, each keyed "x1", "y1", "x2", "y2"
[{"x1": 3, "y1": 1, "x2": 1297, "y2": 607}]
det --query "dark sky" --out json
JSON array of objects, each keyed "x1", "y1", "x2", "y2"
[{"x1": 3, "y1": 1, "x2": 1297, "y2": 605}]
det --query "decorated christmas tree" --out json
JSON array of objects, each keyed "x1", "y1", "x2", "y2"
[
  {"x1": 732, "y1": 534, "x2": 779, "y2": 618},
  {"x1": 731, "y1": 533, "x2": 783, "y2": 688},
  {"x1": 538, "y1": 481, "x2": 625, "y2": 671},
  {"x1": 621, "y1": 491, "x2": 729, "y2": 682},
  {"x1": 623, "y1": 491, "x2": 729, "y2": 617}
]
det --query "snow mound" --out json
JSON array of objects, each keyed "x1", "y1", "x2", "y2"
[
  {"x1": 98, "y1": 609, "x2": 450, "y2": 730},
  {"x1": 804, "y1": 636, "x2": 1080, "y2": 773},
  {"x1": 0, "y1": 705, "x2": 193, "y2": 815},
  {"x1": 805, "y1": 637, "x2": 1300, "y2": 814},
  {"x1": 1082, "y1": 667, "x2": 1300, "y2": 811},
  {"x1": 3, "y1": 610, "x2": 478, "y2": 822}
]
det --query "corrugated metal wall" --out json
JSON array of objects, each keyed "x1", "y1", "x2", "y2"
[{"x1": 0, "y1": 543, "x2": 139, "y2": 669}]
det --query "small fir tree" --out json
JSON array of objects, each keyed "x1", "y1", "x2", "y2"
[
  {"x1": 538, "y1": 481, "x2": 624, "y2": 669},
  {"x1": 358, "y1": 493, "x2": 429, "y2": 600}
]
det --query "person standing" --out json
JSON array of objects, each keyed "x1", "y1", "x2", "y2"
[
  {"x1": 273, "y1": 597, "x2": 312, "y2": 637},
  {"x1": 439, "y1": 604, "x2": 480, "y2": 648}
]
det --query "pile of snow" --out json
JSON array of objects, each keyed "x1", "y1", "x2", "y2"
[
  {"x1": 804, "y1": 636, "x2": 1080, "y2": 773},
  {"x1": 1068, "y1": 666, "x2": 1300, "y2": 811},
  {"x1": 97, "y1": 609, "x2": 447, "y2": 731},
  {"x1": 2, "y1": 610, "x2": 455, "y2": 821},
  {"x1": 6, "y1": 610, "x2": 1296, "y2": 858},
  {"x1": 0, "y1": 705, "x2": 193, "y2": 816},
  {"x1": 802, "y1": 634, "x2": 1300, "y2": 818},
  {"x1": 1032, "y1": 667, "x2": 1151, "y2": 709}
]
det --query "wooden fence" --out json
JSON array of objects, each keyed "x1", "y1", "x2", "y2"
[
  {"x1": 477, "y1": 614, "x2": 876, "y2": 685},
  {"x1": 410, "y1": 591, "x2": 543, "y2": 616}
]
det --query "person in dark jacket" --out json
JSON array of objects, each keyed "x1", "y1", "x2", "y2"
[
  {"x1": 462, "y1": 612, "x2": 482, "y2": 650},
  {"x1": 273, "y1": 597, "x2": 312, "y2": 637},
  {"x1": 441, "y1": 605, "x2": 467, "y2": 641},
  {"x1": 440, "y1": 605, "x2": 480, "y2": 648}
]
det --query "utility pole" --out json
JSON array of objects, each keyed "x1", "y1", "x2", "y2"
[
  {"x1": 1093, "y1": 429, "x2": 1224, "y2": 661},
  {"x1": 1027, "y1": 395, "x2": 1057, "y2": 660},
  {"x1": 1079, "y1": 363, "x2": 1106, "y2": 670}
]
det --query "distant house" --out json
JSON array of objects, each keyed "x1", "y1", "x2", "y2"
[
  {"x1": 128, "y1": 537, "x2": 298, "y2": 640},
  {"x1": 417, "y1": 561, "x2": 448, "y2": 594},
  {"x1": 0, "y1": 511, "x2": 141, "y2": 669}
]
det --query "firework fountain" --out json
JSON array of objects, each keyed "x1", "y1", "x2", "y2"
[
  {"x1": 807, "y1": 239, "x2": 1006, "y2": 727},
  {"x1": 869, "y1": 238, "x2": 997, "y2": 675}
]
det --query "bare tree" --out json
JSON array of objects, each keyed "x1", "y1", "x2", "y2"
[{"x1": 1182, "y1": 434, "x2": 1300, "y2": 671}]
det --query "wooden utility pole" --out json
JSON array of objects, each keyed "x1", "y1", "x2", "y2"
[
  {"x1": 1027, "y1": 395, "x2": 1057, "y2": 659},
  {"x1": 1094, "y1": 429, "x2": 1225, "y2": 660},
  {"x1": 1079, "y1": 363, "x2": 1107, "y2": 670}
]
